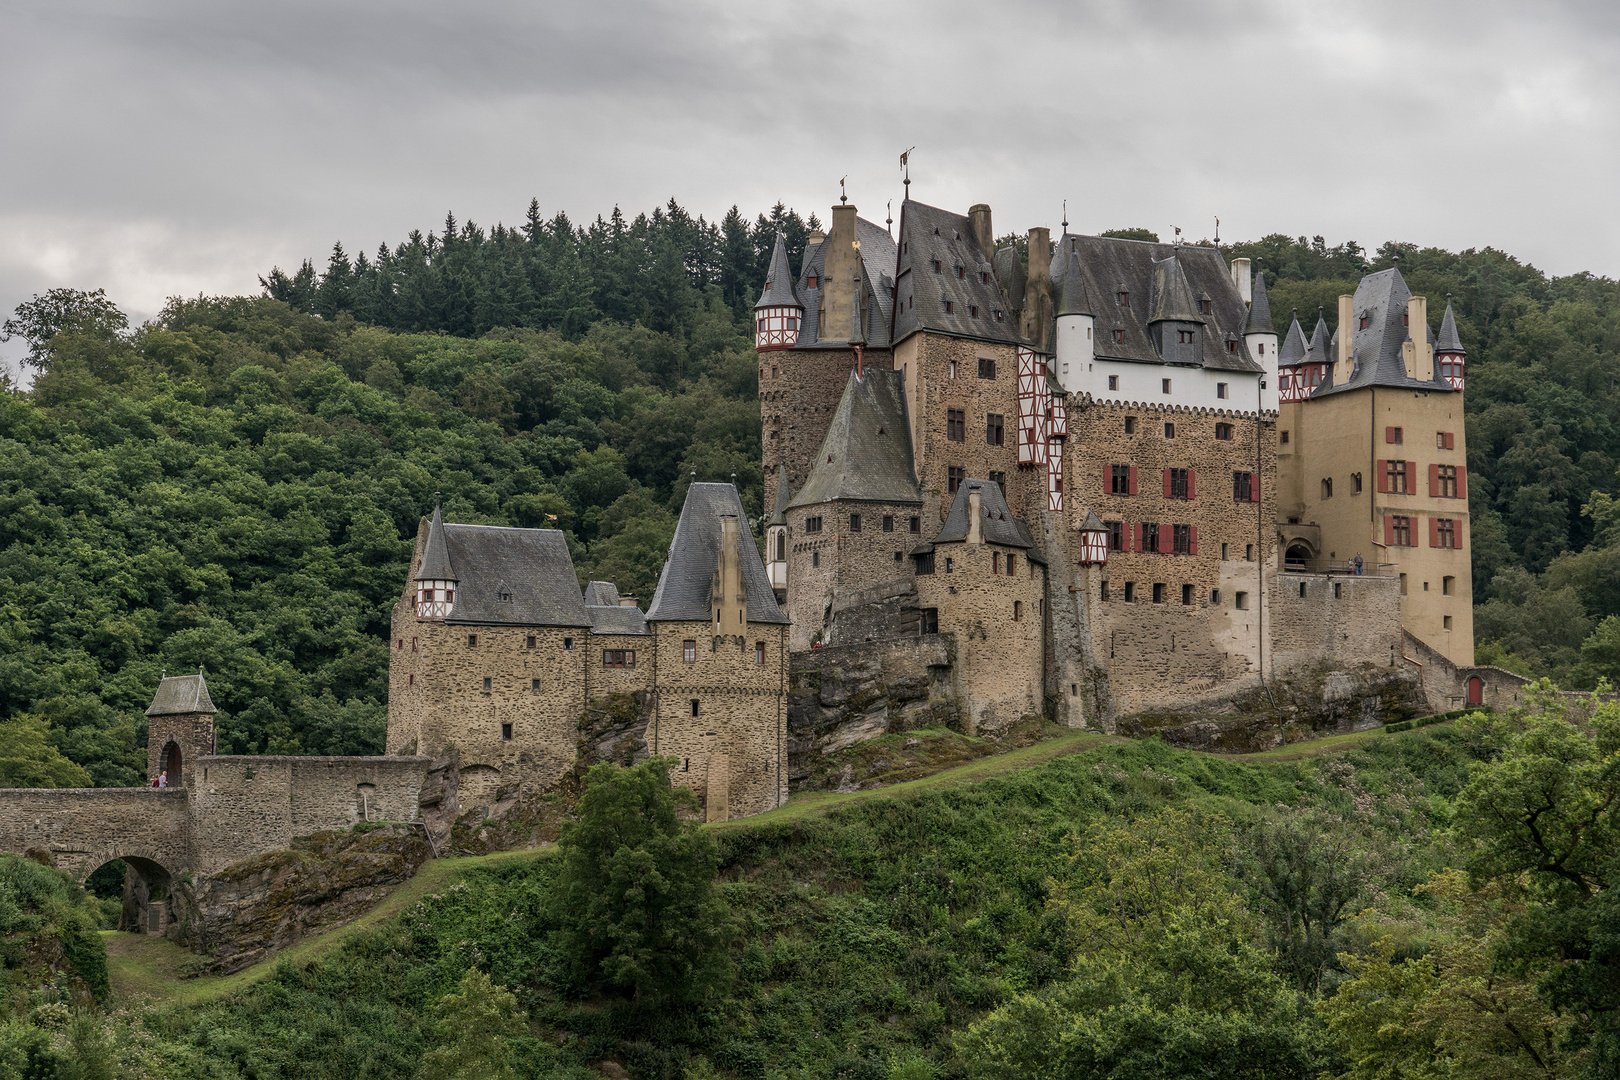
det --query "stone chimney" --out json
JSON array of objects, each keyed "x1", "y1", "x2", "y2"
[
  {"x1": 618, "y1": 596, "x2": 637, "y2": 608},
  {"x1": 714, "y1": 516, "x2": 747, "y2": 633},
  {"x1": 1021, "y1": 227, "x2": 1054, "y2": 353},
  {"x1": 967, "y1": 487, "x2": 983, "y2": 545},
  {"x1": 1335, "y1": 294, "x2": 1354, "y2": 386},
  {"x1": 1230, "y1": 257, "x2": 1252, "y2": 302},
  {"x1": 969, "y1": 204, "x2": 994, "y2": 256},
  {"x1": 1407, "y1": 296, "x2": 1433, "y2": 381},
  {"x1": 807, "y1": 229, "x2": 825, "y2": 246},
  {"x1": 818, "y1": 204, "x2": 860, "y2": 344}
]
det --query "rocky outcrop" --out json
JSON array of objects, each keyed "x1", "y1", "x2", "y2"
[
  {"x1": 172, "y1": 824, "x2": 431, "y2": 974},
  {"x1": 1117, "y1": 662, "x2": 1424, "y2": 753},
  {"x1": 787, "y1": 636, "x2": 962, "y2": 783}
]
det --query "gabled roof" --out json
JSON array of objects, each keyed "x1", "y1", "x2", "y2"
[
  {"x1": 146, "y1": 668, "x2": 217, "y2": 716},
  {"x1": 417, "y1": 503, "x2": 455, "y2": 580},
  {"x1": 1310, "y1": 267, "x2": 1454, "y2": 399},
  {"x1": 582, "y1": 580, "x2": 621, "y2": 606},
  {"x1": 1056, "y1": 248, "x2": 1093, "y2": 317},
  {"x1": 432, "y1": 524, "x2": 591, "y2": 627},
  {"x1": 791, "y1": 216, "x2": 897, "y2": 350},
  {"x1": 1245, "y1": 269, "x2": 1273, "y2": 335},
  {"x1": 928, "y1": 478, "x2": 1039, "y2": 554},
  {"x1": 1148, "y1": 256, "x2": 1205, "y2": 324},
  {"x1": 1278, "y1": 311, "x2": 1308, "y2": 366},
  {"x1": 645, "y1": 483, "x2": 789, "y2": 624},
  {"x1": 587, "y1": 604, "x2": 648, "y2": 636},
  {"x1": 1436, "y1": 298, "x2": 1465, "y2": 355},
  {"x1": 754, "y1": 232, "x2": 801, "y2": 310},
  {"x1": 893, "y1": 199, "x2": 1022, "y2": 346},
  {"x1": 765, "y1": 463, "x2": 793, "y2": 527},
  {"x1": 1052, "y1": 233, "x2": 1261, "y2": 374},
  {"x1": 788, "y1": 369, "x2": 921, "y2": 509}
]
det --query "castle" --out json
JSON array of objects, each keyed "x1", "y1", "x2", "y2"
[{"x1": 0, "y1": 189, "x2": 1513, "y2": 947}]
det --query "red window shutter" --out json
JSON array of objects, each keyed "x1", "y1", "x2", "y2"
[
  {"x1": 1429, "y1": 463, "x2": 1439, "y2": 497},
  {"x1": 1429, "y1": 517, "x2": 1439, "y2": 547},
  {"x1": 1445, "y1": 432, "x2": 1455, "y2": 450},
  {"x1": 1187, "y1": 469, "x2": 1195, "y2": 499},
  {"x1": 1376, "y1": 460, "x2": 1388, "y2": 493},
  {"x1": 1250, "y1": 473, "x2": 1261, "y2": 503},
  {"x1": 1163, "y1": 469, "x2": 1172, "y2": 498},
  {"x1": 1133, "y1": 523, "x2": 1144, "y2": 551},
  {"x1": 1384, "y1": 426, "x2": 1393, "y2": 443},
  {"x1": 1104, "y1": 465, "x2": 1111, "y2": 493},
  {"x1": 1458, "y1": 468, "x2": 1467, "y2": 500},
  {"x1": 1456, "y1": 518, "x2": 1465, "y2": 548},
  {"x1": 1159, "y1": 523, "x2": 1169, "y2": 553},
  {"x1": 1384, "y1": 515, "x2": 1394, "y2": 546},
  {"x1": 1128, "y1": 466, "x2": 1138, "y2": 495},
  {"x1": 1189, "y1": 526, "x2": 1198, "y2": 555}
]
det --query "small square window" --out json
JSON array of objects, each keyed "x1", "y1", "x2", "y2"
[
  {"x1": 1182, "y1": 584, "x2": 1193, "y2": 605},
  {"x1": 756, "y1": 641, "x2": 766, "y2": 665},
  {"x1": 978, "y1": 357, "x2": 996, "y2": 379},
  {"x1": 1444, "y1": 615, "x2": 1453, "y2": 630},
  {"x1": 1162, "y1": 378, "x2": 1172, "y2": 394},
  {"x1": 1152, "y1": 583, "x2": 1165, "y2": 604},
  {"x1": 1164, "y1": 422, "x2": 1175, "y2": 438},
  {"x1": 482, "y1": 677, "x2": 492, "y2": 691},
  {"x1": 1216, "y1": 382, "x2": 1228, "y2": 399},
  {"x1": 1124, "y1": 582, "x2": 1136, "y2": 602},
  {"x1": 1210, "y1": 588, "x2": 1220, "y2": 605},
  {"x1": 683, "y1": 639, "x2": 697, "y2": 663},
  {"x1": 690, "y1": 699, "x2": 700, "y2": 717},
  {"x1": 467, "y1": 634, "x2": 478, "y2": 648},
  {"x1": 812, "y1": 550, "x2": 820, "y2": 568},
  {"x1": 501, "y1": 722, "x2": 513, "y2": 741},
  {"x1": 909, "y1": 516, "x2": 920, "y2": 533},
  {"x1": 1215, "y1": 423, "x2": 1232, "y2": 440},
  {"x1": 1235, "y1": 591, "x2": 1249, "y2": 610},
  {"x1": 563, "y1": 637, "x2": 573, "y2": 650},
  {"x1": 1109, "y1": 375, "x2": 1121, "y2": 391},
  {"x1": 1124, "y1": 416, "x2": 1135, "y2": 434},
  {"x1": 531, "y1": 678, "x2": 542, "y2": 691},
  {"x1": 526, "y1": 634, "x2": 536, "y2": 649},
  {"x1": 882, "y1": 515, "x2": 894, "y2": 532},
  {"x1": 850, "y1": 513, "x2": 862, "y2": 532},
  {"x1": 1280, "y1": 430, "x2": 1290, "y2": 444}
]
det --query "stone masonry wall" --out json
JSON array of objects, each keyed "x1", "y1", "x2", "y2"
[
  {"x1": 647, "y1": 621, "x2": 788, "y2": 821},
  {"x1": 585, "y1": 632, "x2": 654, "y2": 699},
  {"x1": 914, "y1": 540, "x2": 1045, "y2": 734},
  {"x1": 146, "y1": 712, "x2": 214, "y2": 787},
  {"x1": 0, "y1": 788, "x2": 191, "y2": 881},
  {"x1": 785, "y1": 500, "x2": 925, "y2": 650},
  {"x1": 761, "y1": 347, "x2": 891, "y2": 511},
  {"x1": 1271, "y1": 571, "x2": 1403, "y2": 674}
]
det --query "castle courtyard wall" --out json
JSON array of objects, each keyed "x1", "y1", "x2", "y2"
[{"x1": 0, "y1": 788, "x2": 191, "y2": 881}]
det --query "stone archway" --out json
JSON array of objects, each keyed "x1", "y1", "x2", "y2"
[
  {"x1": 1284, "y1": 543, "x2": 1314, "y2": 570},
  {"x1": 85, "y1": 855, "x2": 174, "y2": 934},
  {"x1": 159, "y1": 740, "x2": 183, "y2": 786}
]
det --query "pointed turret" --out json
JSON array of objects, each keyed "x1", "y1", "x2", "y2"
[
  {"x1": 1244, "y1": 269, "x2": 1272, "y2": 334},
  {"x1": 1057, "y1": 249, "x2": 1093, "y2": 316},
  {"x1": 415, "y1": 501, "x2": 458, "y2": 618},
  {"x1": 765, "y1": 463, "x2": 792, "y2": 527},
  {"x1": 1308, "y1": 308, "x2": 1332, "y2": 361},
  {"x1": 1278, "y1": 311, "x2": 1308, "y2": 366},
  {"x1": 754, "y1": 231, "x2": 804, "y2": 350},
  {"x1": 1436, "y1": 297, "x2": 1465, "y2": 355}
]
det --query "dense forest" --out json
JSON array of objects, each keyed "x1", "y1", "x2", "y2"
[{"x1": 1, "y1": 198, "x2": 1618, "y2": 784}]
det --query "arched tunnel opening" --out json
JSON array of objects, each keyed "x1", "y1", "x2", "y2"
[{"x1": 85, "y1": 856, "x2": 173, "y2": 934}]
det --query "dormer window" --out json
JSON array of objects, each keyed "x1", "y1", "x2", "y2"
[
  {"x1": 945, "y1": 301, "x2": 955, "y2": 314},
  {"x1": 1113, "y1": 328, "x2": 1125, "y2": 343},
  {"x1": 1177, "y1": 330, "x2": 1194, "y2": 343},
  {"x1": 1360, "y1": 316, "x2": 1370, "y2": 329},
  {"x1": 807, "y1": 274, "x2": 818, "y2": 288},
  {"x1": 1199, "y1": 299, "x2": 1212, "y2": 315},
  {"x1": 1118, "y1": 291, "x2": 1129, "y2": 306},
  {"x1": 969, "y1": 305, "x2": 978, "y2": 318},
  {"x1": 981, "y1": 272, "x2": 989, "y2": 284},
  {"x1": 932, "y1": 259, "x2": 942, "y2": 273},
  {"x1": 994, "y1": 310, "x2": 1004, "y2": 321},
  {"x1": 956, "y1": 265, "x2": 965, "y2": 279},
  {"x1": 1226, "y1": 338, "x2": 1237, "y2": 354}
]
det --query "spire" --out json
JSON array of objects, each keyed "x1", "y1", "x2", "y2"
[
  {"x1": 1278, "y1": 309, "x2": 1308, "y2": 365},
  {"x1": 753, "y1": 232, "x2": 801, "y2": 310},
  {"x1": 417, "y1": 499, "x2": 456, "y2": 581},
  {"x1": 1436, "y1": 295, "x2": 1465, "y2": 354},
  {"x1": 766, "y1": 463, "x2": 792, "y2": 527},
  {"x1": 1057, "y1": 248, "x2": 1093, "y2": 317},
  {"x1": 1308, "y1": 308, "x2": 1332, "y2": 360},
  {"x1": 1244, "y1": 267, "x2": 1273, "y2": 334}
]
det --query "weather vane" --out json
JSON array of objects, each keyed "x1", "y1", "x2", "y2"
[
  {"x1": 839, "y1": 176, "x2": 847, "y2": 205},
  {"x1": 1214, "y1": 216, "x2": 1220, "y2": 244},
  {"x1": 886, "y1": 199, "x2": 893, "y2": 234},
  {"x1": 1061, "y1": 199, "x2": 1068, "y2": 231},
  {"x1": 900, "y1": 147, "x2": 914, "y2": 191}
]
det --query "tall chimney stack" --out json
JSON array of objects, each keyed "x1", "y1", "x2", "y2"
[
  {"x1": 1335, "y1": 294, "x2": 1355, "y2": 385},
  {"x1": 969, "y1": 204, "x2": 994, "y2": 255}
]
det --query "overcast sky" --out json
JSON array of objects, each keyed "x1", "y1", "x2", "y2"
[{"x1": 4, "y1": 0, "x2": 1617, "y2": 375}]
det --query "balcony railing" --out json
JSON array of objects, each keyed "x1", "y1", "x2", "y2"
[{"x1": 1281, "y1": 556, "x2": 1395, "y2": 577}]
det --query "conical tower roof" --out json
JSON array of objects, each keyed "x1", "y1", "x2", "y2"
[
  {"x1": 1079, "y1": 509, "x2": 1105, "y2": 532},
  {"x1": 1278, "y1": 310, "x2": 1308, "y2": 365},
  {"x1": 754, "y1": 232, "x2": 802, "y2": 310},
  {"x1": 1244, "y1": 268, "x2": 1273, "y2": 334},
  {"x1": 417, "y1": 501, "x2": 456, "y2": 580},
  {"x1": 1436, "y1": 297, "x2": 1465, "y2": 354},
  {"x1": 1057, "y1": 248, "x2": 1093, "y2": 316},
  {"x1": 1307, "y1": 308, "x2": 1332, "y2": 361}
]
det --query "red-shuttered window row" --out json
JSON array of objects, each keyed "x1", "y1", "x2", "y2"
[
  {"x1": 1105, "y1": 466, "x2": 1256, "y2": 503},
  {"x1": 1382, "y1": 515, "x2": 1465, "y2": 548},
  {"x1": 1113, "y1": 523, "x2": 1199, "y2": 555},
  {"x1": 1375, "y1": 459, "x2": 1467, "y2": 499}
]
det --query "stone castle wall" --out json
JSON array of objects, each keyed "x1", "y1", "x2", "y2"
[
  {"x1": 761, "y1": 347, "x2": 891, "y2": 511},
  {"x1": 1271, "y1": 571, "x2": 1403, "y2": 673},
  {"x1": 784, "y1": 500, "x2": 925, "y2": 650},
  {"x1": 585, "y1": 632, "x2": 654, "y2": 699},
  {"x1": 0, "y1": 787, "x2": 191, "y2": 881}
]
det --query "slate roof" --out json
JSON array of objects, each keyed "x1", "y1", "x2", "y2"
[
  {"x1": 1051, "y1": 234, "x2": 1261, "y2": 373},
  {"x1": 755, "y1": 232, "x2": 801, "y2": 310},
  {"x1": 417, "y1": 503, "x2": 454, "y2": 580},
  {"x1": 1436, "y1": 298, "x2": 1465, "y2": 354},
  {"x1": 790, "y1": 216, "x2": 897, "y2": 350},
  {"x1": 765, "y1": 463, "x2": 793, "y2": 527},
  {"x1": 1309, "y1": 267, "x2": 1455, "y2": 399},
  {"x1": 645, "y1": 483, "x2": 790, "y2": 625},
  {"x1": 1245, "y1": 269, "x2": 1273, "y2": 334},
  {"x1": 432, "y1": 524, "x2": 591, "y2": 627},
  {"x1": 1148, "y1": 256, "x2": 1205, "y2": 324},
  {"x1": 1079, "y1": 509, "x2": 1106, "y2": 532},
  {"x1": 146, "y1": 669, "x2": 217, "y2": 716},
  {"x1": 893, "y1": 199, "x2": 1022, "y2": 346},
  {"x1": 788, "y1": 369, "x2": 921, "y2": 509},
  {"x1": 582, "y1": 580, "x2": 621, "y2": 606},
  {"x1": 1307, "y1": 311, "x2": 1333, "y2": 365},
  {"x1": 1278, "y1": 312, "x2": 1308, "y2": 365},
  {"x1": 587, "y1": 604, "x2": 648, "y2": 636},
  {"x1": 926, "y1": 478, "x2": 1041, "y2": 557},
  {"x1": 1057, "y1": 248, "x2": 1093, "y2": 317}
]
